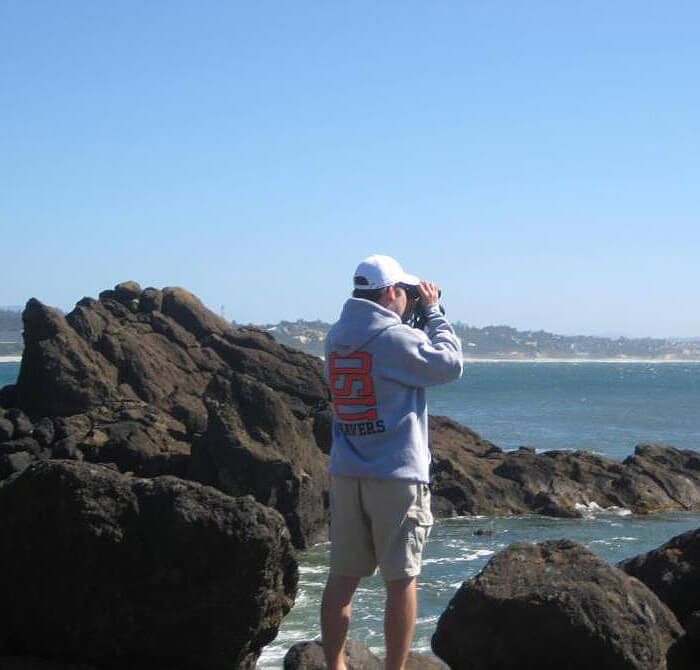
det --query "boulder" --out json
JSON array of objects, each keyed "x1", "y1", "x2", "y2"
[
  {"x1": 0, "y1": 415, "x2": 13, "y2": 441},
  {"x1": 618, "y1": 528, "x2": 700, "y2": 628},
  {"x1": 284, "y1": 640, "x2": 382, "y2": 670},
  {"x1": 283, "y1": 640, "x2": 447, "y2": 670},
  {"x1": 432, "y1": 539, "x2": 683, "y2": 670},
  {"x1": 114, "y1": 280, "x2": 142, "y2": 302},
  {"x1": 0, "y1": 460, "x2": 297, "y2": 670},
  {"x1": 0, "y1": 283, "x2": 332, "y2": 548}
]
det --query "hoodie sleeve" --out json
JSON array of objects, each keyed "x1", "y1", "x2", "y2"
[{"x1": 378, "y1": 305, "x2": 463, "y2": 387}]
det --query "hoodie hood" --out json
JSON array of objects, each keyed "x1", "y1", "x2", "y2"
[{"x1": 326, "y1": 298, "x2": 401, "y2": 355}]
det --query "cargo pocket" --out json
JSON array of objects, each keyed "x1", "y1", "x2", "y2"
[
  {"x1": 407, "y1": 483, "x2": 434, "y2": 554},
  {"x1": 408, "y1": 483, "x2": 434, "y2": 527}
]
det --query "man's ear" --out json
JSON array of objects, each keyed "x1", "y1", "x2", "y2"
[{"x1": 378, "y1": 285, "x2": 394, "y2": 308}]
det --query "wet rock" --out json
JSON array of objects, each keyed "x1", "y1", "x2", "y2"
[
  {"x1": 0, "y1": 460, "x2": 297, "y2": 670},
  {"x1": 618, "y1": 527, "x2": 700, "y2": 628},
  {"x1": 432, "y1": 539, "x2": 683, "y2": 670}
]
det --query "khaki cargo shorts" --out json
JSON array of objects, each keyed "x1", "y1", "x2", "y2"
[{"x1": 329, "y1": 475, "x2": 434, "y2": 581}]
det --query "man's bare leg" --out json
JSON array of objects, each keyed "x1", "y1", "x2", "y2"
[
  {"x1": 384, "y1": 576, "x2": 417, "y2": 670},
  {"x1": 321, "y1": 573, "x2": 361, "y2": 670}
]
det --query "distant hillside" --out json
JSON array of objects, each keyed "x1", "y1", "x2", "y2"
[
  {"x1": 255, "y1": 319, "x2": 700, "y2": 361},
  {"x1": 254, "y1": 320, "x2": 327, "y2": 357}
]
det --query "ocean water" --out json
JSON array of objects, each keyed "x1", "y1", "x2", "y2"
[
  {"x1": 2, "y1": 360, "x2": 700, "y2": 667},
  {"x1": 260, "y1": 361, "x2": 700, "y2": 667}
]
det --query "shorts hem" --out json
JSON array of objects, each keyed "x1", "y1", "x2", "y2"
[
  {"x1": 329, "y1": 568, "x2": 376, "y2": 578},
  {"x1": 381, "y1": 568, "x2": 421, "y2": 582}
]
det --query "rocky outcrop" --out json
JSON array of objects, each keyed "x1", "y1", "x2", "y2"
[
  {"x1": 431, "y1": 539, "x2": 684, "y2": 670},
  {"x1": 0, "y1": 282, "x2": 331, "y2": 548},
  {"x1": 0, "y1": 459, "x2": 297, "y2": 670},
  {"x1": 429, "y1": 415, "x2": 700, "y2": 518},
  {"x1": 618, "y1": 528, "x2": 700, "y2": 631},
  {"x1": 283, "y1": 641, "x2": 448, "y2": 670},
  {"x1": 3, "y1": 283, "x2": 700, "y2": 547}
]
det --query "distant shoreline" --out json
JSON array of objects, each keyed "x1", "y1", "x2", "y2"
[
  {"x1": 3, "y1": 354, "x2": 700, "y2": 366},
  {"x1": 463, "y1": 357, "x2": 700, "y2": 363}
]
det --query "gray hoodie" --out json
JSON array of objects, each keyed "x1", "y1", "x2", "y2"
[{"x1": 324, "y1": 298, "x2": 463, "y2": 483}]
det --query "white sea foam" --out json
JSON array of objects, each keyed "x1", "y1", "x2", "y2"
[
  {"x1": 298, "y1": 565, "x2": 327, "y2": 575},
  {"x1": 575, "y1": 501, "x2": 632, "y2": 517},
  {"x1": 0, "y1": 355, "x2": 21, "y2": 363},
  {"x1": 423, "y1": 549, "x2": 494, "y2": 565},
  {"x1": 591, "y1": 536, "x2": 638, "y2": 545}
]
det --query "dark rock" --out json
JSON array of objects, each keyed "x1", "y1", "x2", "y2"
[
  {"x1": 432, "y1": 538, "x2": 683, "y2": 670},
  {"x1": 618, "y1": 527, "x2": 700, "y2": 627},
  {"x1": 686, "y1": 610, "x2": 700, "y2": 642},
  {"x1": 161, "y1": 286, "x2": 232, "y2": 339},
  {"x1": 0, "y1": 416, "x2": 14, "y2": 441},
  {"x1": 283, "y1": 641, "x2": 449, "y2": 670},
  {"x1": 0, "y1": 383, "x2": 17, "y2": 408},
  {"x1": 33, "y1": 416, "x2": 55, "y2": 447},
  {"x1": 0, "y1": 460, "x2": 297, "y2": 670},
  {"x1": 284, "y1": 640, "x2": 382, "y2": 669},
  {"x1": 0, "y1": 285, "x2": 332, "y2": 548},
  {"x1": 428, "y1": 415, "x2": 700, "y2": 519},
  {"x1": 14, "y1": 299, "x2": 116, "y2": 416},
  {"x1": 5, "y1": 408, "x2": 34, "y2": 437},
  {"x1": 0, "y1": 657, "x2": 99, "y2": 669},
  {"x1": 0, "y1": 450, "x2": 35, "y2": 477},
  {"x1": 114, "y1": 280, "x2": 142, "y2": 302},
  {"x1": 138, "y1": 286, "x2": 163, "y2": 313},
  {"x1": 405, "y1": 654, "x2": 450, "y2": 669}
]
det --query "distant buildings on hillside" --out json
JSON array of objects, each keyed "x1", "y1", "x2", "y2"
[{"x1": 254, "y1": 319, "x2": 700, "y2": 361}]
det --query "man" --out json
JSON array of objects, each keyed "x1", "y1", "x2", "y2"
[{"x1": 321, "y1": 254, "x2": 463, "y2": 670}]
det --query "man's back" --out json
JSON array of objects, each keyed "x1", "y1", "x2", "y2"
[{"x1": 325, "y1": 295, "x2": 463, "y2": 483}]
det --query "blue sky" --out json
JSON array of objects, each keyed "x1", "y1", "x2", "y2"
[{"x1": 2, "y1": 2, "x2": 699, "y2": 337}]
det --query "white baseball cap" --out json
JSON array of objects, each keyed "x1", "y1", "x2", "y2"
[{"x1": 353, "y1": 254, "x2": 420, "y2": 290}]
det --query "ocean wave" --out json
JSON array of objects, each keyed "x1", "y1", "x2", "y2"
[
  {"x1": 590, "y1": 536, "x2": 638, "y2": 545},
  {"x1": 298, "y1": 565, "x2": 327, "y2": 575},
  {"x1": 575, "y1": 501, "x2": 632, "y2": 517}
]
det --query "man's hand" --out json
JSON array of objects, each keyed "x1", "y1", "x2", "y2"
[{"x1": 417, "y1": 281, "x2": 440, "y2": 307}]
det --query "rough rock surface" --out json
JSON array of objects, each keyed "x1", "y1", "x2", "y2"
[
  {"x1": 0, "y1": 459, "x2": 297, "y2": 670},
  {"x1": 283, "y1": 640, "x2": 448, "y2": 670},
  {"x1": 618, "y1": 528, "x2": 700, "y2": 629},
  {"x1": 429, "y1": 415, "x2": 700, "y2": 518},
  {"x1": 0, "y1": 283, "x2": 331, "y2": 548},
  {"x1": 431, "y1": 538, "x2": 684, "y2": 670}
]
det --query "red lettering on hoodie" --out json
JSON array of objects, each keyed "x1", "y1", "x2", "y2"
[{"x1": 328, "y1": 352, "x2": 378, "y2": 421}]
